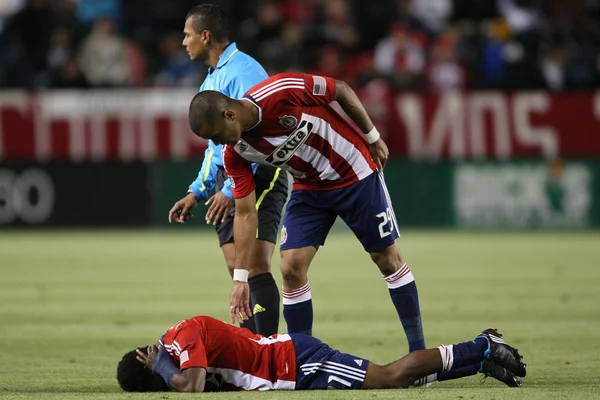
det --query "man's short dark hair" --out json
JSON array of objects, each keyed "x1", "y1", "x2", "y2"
[
  {"x1": 186, "y1": 4, "x2": 230, "y2": 43},
  {"x1": 116, "y1": 347, "x2": 171, "y2": 392},
  {"x1": 189, "y1": 90, "x2": 231, "y2": 136}
]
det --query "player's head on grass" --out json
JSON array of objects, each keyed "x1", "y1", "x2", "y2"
[
  {"x1": 116, "y1": 347, "x2": 170, "y2": 392},
  {"x1": 189, "y1": 90, "x2": 258, "y2": 146},
  {"x1": 183, "y1": 4, "x2": 230, "y2": 61}
]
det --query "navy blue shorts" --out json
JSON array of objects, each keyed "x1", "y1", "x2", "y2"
[
  {"x1": 291, "y1": 333, "x2": 369, "y2": 390},
  {"x1": 280, "y1": 171, "x2": 400, "y2": 253}
]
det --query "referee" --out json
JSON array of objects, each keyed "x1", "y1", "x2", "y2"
[{"x1": 168, "y1": 4, "x2": 288, "y2": 336}]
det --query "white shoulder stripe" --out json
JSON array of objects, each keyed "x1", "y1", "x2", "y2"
[
  {"x1": 172, "y1": 340, "x2": 183, "y2": 353},
  {"x1": 254, "y1": 81, "x2": 305, "y2": 100},
  {"x1": 250, "y1": 78, "x2": 304, "y2": 97},
  {"x1": 164, "y1": 345, "x2": 180, "y2": 356},
  {"x1": 254, "y1": 85, "x2": 305, "y2": 101}
]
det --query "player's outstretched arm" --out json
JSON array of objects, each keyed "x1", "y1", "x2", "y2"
[
  {"x1": 168, "y1": 193, "x2": 198, "y2": 223},
  {"x1": 187, "y1": 145, "x2": 219, "y2": 203},
  {"x1": 222, "y1": 144, "x2": 256, "y2": 323},
  {"x1": 334, "y1": 79, "x2": 389, "y2": 169},
  {"x1": 169, "y1": 146, "x2": 218, "y2": 223},
  {"x1": 230, "y1": 191, "x2": 257, "y2": 324}
]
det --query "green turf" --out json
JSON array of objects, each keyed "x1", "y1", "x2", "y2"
[{"x1": 0, "y1": 229, "x2": 599, "y2": 399}]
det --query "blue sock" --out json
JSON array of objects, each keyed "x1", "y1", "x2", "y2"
[
  {"x1": 438, "y1": 337, "x2": 489, "y2": 372},
  {"x1": 282, "y1": 282, "x2": 313, "y2": 335},
  {"x1": 438, "y1": 364, "x2": 479, "y2": 381},
  {"x1": 452, "y1": 337, "x2": 489, "y2": 368},
  {"x1": 385, "y1": 265, "x2": 425, "y2": 352}
]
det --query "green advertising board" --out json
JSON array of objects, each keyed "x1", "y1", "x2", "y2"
[
  {"x1": 151, "y1": 159, "x2": 600, "y2": 229},
  {"x1": 379, "y1": 160, "x2": 454, "y2": 227},
  {"x1": 150, "y1": 160, "x2": 210, "y2": 229},
  {"x1": 453, "y1": 160, "x2": 599, "y2": 228}
]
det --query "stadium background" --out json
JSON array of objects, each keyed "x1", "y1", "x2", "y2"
[{"x1": 1, "y1": 1, "x2": 599, "y2": 399}]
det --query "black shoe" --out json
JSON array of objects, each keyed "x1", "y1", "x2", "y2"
[
  {"x1": 480, "y1": 359, "x2": 522, "y2": 387},
  {"x1": 476, "y1": 329, "x2": 526, "y2": 377}
]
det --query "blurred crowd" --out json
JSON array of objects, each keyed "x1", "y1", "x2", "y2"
[{"x1": 2, "y1": 0, "x2": 600, "y2": 92}]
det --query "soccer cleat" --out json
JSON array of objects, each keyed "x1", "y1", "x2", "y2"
[
  {"x1": 476, "y1": 329, "x2": 526, "y2": 377},
  {"x1": 480, "y1": 360, "x2": 522, "y2": 388}
]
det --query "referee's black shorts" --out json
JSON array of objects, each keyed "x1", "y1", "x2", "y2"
[{"x1": 214, "y1": 164, "x2": 289, "y2": 246}]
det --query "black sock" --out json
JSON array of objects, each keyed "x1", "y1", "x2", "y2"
[
  {"x1": 240, "y1": 315, "x2": 257, "y2": 333},
  {"x1": 249, "y1": 272, "x2": 281, "y2": 336}
]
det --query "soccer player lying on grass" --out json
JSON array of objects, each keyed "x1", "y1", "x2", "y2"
[{"x1": 116, "y1": 316, "x2": 526, "y2": 392}]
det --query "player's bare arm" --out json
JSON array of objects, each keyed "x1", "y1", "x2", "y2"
[
  {"x1": 229, "y1": 190, "x2": 257, "y2": 324},
  {"x1": 205, "y1": 191, "x2": 234, "y2": 225},
  {"x1": 169, "y1": 367, "x2": 207, "y2": 392},
  {"x1": 334, "y1": 80, "x2": 375, "y2": 134},
  {"x1": 334, "y1": 79, "x2": 389, "y2": 169},
  {"x1": 141, "y1": 343, "x2": 208, "y2": 392},
  {"x1": 168, "y1": 193, "x2": 198, "y2": 223}
]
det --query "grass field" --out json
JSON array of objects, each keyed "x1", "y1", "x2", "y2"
[{"x1": 1, "y1": 229, "x2": 599, "y2": 399}]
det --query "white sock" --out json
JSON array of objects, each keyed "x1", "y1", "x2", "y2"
[
  {"x1": 413, "y1": 373, "x2": 437, "y2": 387},
  {"x1": 282, "y1": 282, "x2": 311, "y2": 305},
  {"x1": 438, "y1": 344, "x2": 454, "y2": 372}
]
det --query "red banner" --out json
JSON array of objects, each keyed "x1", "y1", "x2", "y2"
[
  {"x1": 371, "y1": 91, "x2": 600, "y2": 159},
  {"x1": 2, "y1": 90, "x2": 600, "y2": 161},
  {"x1": 0, "y1": 89, "x2": 207, "y2": 162}
]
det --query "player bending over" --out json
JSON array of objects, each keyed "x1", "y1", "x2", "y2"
[
  {"x1": 189, "y1": 72, "x2": 428, "y2": 355},
  {"x1": 116, "y1": 316, "x2": 526, "y2": 392}
]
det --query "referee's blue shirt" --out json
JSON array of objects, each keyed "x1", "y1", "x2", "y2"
[{"x1": 188, "y1": 43, "x2": 268, "y2": 201}]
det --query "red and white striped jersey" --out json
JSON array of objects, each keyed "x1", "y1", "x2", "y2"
[
  {"x1": 159, "y1": 316, "x2": 296, "y2": 391},
  {"x1": 223, "y1": 72, "x2": 377, "y2": 199}
]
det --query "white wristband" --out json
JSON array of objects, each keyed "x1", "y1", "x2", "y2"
[
  {"x1": 364, "y1": 127, "x2": 380, "y2": 144},
  {"x1": 233, "y1": 269, "x2": 249, "y2": 282}
]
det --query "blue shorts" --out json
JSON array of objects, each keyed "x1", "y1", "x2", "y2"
[
  {"x1": 280, "y1": 171, "x2": 400, "y2": 253},
  {"x1": 291, "y1": 333, "x2": 369, "y2": 390}
]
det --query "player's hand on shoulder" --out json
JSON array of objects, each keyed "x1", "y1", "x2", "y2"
[
  {"x1": 369, "y1": 138, "x2": 389, "y2": 170},
  {"x1": 205, "y1": 192, "x2": 234, "y2": 226},
  {"x1": 168, "y1": 193, "x2": 198, "y2": 224}
]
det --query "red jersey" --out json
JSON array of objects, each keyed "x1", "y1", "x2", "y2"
[
  {"x1": 223, "y1": 72, "x2": 377, "y2": 199},
  {"x1": 159, "y1": 316, "x2": 296, "y2": 391}
]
